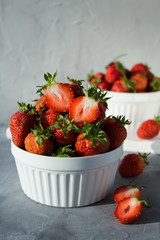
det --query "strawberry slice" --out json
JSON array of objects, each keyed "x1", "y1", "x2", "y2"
[
  {"x1": 69, "y1": 96, "x2": 99, "y2": 126},
  {"x1": 37, "y1": 71, "x2": 74, "y2": 112},
  {"x1": 114, "y1": 196, "x2": 149, "y2": 224},
  {"x1": 114, "y1": 185, "x2": 142, "y2": 204}
]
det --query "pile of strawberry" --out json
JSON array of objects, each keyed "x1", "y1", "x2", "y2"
[
  {"x1": 10, "y1": 71, "x2": 130, "y2": 157},
  {"x1": 88, "y1": 61, "x2": 160, "y2": 93}
]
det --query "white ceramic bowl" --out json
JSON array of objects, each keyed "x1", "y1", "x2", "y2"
[
  {"x1": 11, "y1": 141, "x2": 123, "y2": 208},
  {"x1": 106, "y1": 91, "x2": 160, "y2": 134}
]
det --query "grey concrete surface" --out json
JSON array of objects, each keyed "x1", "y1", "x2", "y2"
[{"x1": 0, "y1": 125, "x2": 160, "y2": 240}]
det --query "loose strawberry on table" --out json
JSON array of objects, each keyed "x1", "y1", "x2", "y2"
[
  {"x1": 69, "y1": 87, "x2": 110, "y2": 126},
  {"x1": 119, "y1": 152, "x2": 150, "y2": 177},
  {"x1": 37, "y1": 71, "x2": 74, "y2": 112},
  {"x1": 114, "y1": 195, "x2": 149, "y2": 224},
  {"x1": 114, "y1": 184, "x2": 144, "y2": 204},
  {"x1": 24, "y1": 124, "x2": 55, "y2": 155},
  {"x1": 10, "y1": 102, "x2": 38, "y2": 148},
  {"x1": 137, "y1": 116, "x2": 160, "y2": 139}
]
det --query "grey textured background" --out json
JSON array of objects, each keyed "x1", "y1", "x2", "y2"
[{"x1": 1, "y1": 0, "x2": 160, "y2": 125}]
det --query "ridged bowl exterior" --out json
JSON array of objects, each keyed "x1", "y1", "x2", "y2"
[
  {"x1": 107, "y1": 91, "x2": 160, "y2": 132},
  {"x1": 11, "y1": 141, "x2": 123, "y2": 207}
]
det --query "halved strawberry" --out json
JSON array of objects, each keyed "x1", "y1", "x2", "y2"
[
  {"x1": 37, "y1": 71, "x2": 74, "y2": 112},
  {"x1": 114, "y1": 185, "x2": 143, "y2": 204},
  {"x1": 114, "y1": 196, "x2": 149, "y2": 224},
  {"x1": 69, "y1": 87, "x2": 109, "y2": 126}
]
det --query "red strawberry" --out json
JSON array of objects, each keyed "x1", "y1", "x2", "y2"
[
  {"x1": 51, "y1": 114, "x2": 79, "y2": 145},
  {"x1": 67, "y1": 77, "x2": 84, "y2": 98},
  {"x1": 34, "y1": 94, "x2": 48, "y2": 115},
  {"x1": 137, "y1": 116, "x2": 160, "y2": 139},
  {"x1": 24, "y1": 124, "x2": 55, "y2": 155},
  {"x1": 75, "y1": 121, "x2": 110, "y2": 156},
  {"x1": 130, "y1": 73, "x2": 148, "y2": 91},
  {"x1": 114, "y1": 185, "x2": 142, "y2": 204},
  {"x1": 88, "y1": 71, "x2": 105, "y2": 85},
  {"x1": 111, "y1": 80, "x2": 130, "y2": 92},
  {"x1": 114, "y1": 196, "x2": 149, "y2": 224},
  {"x1": 69, "y1": 87, "x2": 109, "y2": 126},
  {"x1": 102, "y1": 115, "x2": 131, "y2": 150},
  {"x1": 119, "y1": 153, "x2": 150, "y2": 177},
  {"x1": 105, "y1": 61, "x2": 125, "y2": 83},
  {"x1": 97, "y1": 81, "x2": 111, "y2": 90},
  {"x1": 131, "y1": 63, "x2": 150, "y2": 76},
  {"x1": 37, "y1": 71, "x2": 74, "y2": 112},
  {"x1": 10, "y1": 102, "x2": 38, "y2": 148},
  {"x1": 41, "y1": 108, "x2": 60, "y2": 134}
]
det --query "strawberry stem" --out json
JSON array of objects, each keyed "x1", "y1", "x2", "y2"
[
  {"x1": 154, "y1": 116, "x2": 160, "y2": 125},
  {"x1": 138, "y1": 152, "x2": 150, "y2": 165},
  {"x1": 36, "y1": 71, "x2": 58, "y2": 93}
]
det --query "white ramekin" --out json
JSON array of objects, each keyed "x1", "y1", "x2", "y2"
[
  {"x1": 11, "y1": 141, "x2": 123, "y2": 208},
  {"x1": 106, "y1": 91, "x2": 160, "y2": 133}
]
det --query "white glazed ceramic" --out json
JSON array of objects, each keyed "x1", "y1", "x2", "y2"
[
  {"x1": 11, "y1": 141, "x2": 123, "y2": 208},
  {"x1": 106, "y1": 91, "x2": 160, "y2": 134}
]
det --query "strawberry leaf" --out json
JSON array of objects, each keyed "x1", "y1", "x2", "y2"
[{"x1": 36, "y1": 71, "x2": 58, "y2": 93}]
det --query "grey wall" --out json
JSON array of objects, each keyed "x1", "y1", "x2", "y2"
[{"x1": 1, "y1": 0, "x2": 160, "y2": 125}]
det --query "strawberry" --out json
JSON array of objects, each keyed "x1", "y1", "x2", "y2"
[
  {"x1": 137, "y1": 116, "x2": 160, "y2": 139},
  {"x1": 34, "y1": 94, "x2": 48, "y2": 115},
  {"x1": 97, "y1": 81, "x2": 111, "y2": 90},
  {"x1": 114, "y1": 184, "x2": 143, "y2": 204},
  {"x1": 130, "y1": 73, "x2": 148, "y2": 91},
  {"x1": 102, "y1": 115, "x2": 131, "y2": 150},
  {"x1": 105, "y1": 61, "x2": 125, "y2": 83},
  {"x1": 111, "y1": 75, "x2": 136, "y2": 92},
  {"x1": 41, "y1": 108, "x2": 60, "y2": 134},
  {"x1": 24, "y1": 124, "x2": 55, "y2": 155},
  {"x1": 131, "y1": 63, "x2": 150, "y2": 76},
  {"x1": 10, "y1": 102, "x2": 38, "y2": 148},
  {"x1": 88, "y1": 71, "x2": 105, "y2": 85},
  {"x1": 51, "y1": 114, "x2": 79, "y2": 145},
  {"x1": 67, "y1": 77, "x2": 84, "y2": 98},
  {"x1": 37, "y1": 71, "x2": 74, "y2": 112},
  {"x1": 75, "y1": 121, "x2": 110, "y2": 156},
  {"x1": 51, "y1": 145, "x2": 76, "y2": 157},
  {"x1": 114, "y1": 195, "x2": 149, "y2": 224},
  {"x1": 69, "y1": 87, "x2": 110, "y2": 126},
  {"x1": 119, "y1": 152, "x2": 150, "y2": 177}
]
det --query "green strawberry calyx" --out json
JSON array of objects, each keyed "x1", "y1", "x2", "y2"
[
  {"x1": 79, "y1": 121, "x2": 107, "y2": 148},
  {"x1": 36, "y1": 71, "x2": 58, "y2": 93},
  {"x1": 154, "y1": 116, "x2": 160, "y2": 125},
  {"x1": 50, "y1": 114, "x2": 80, "y2": 138},
  {"x1": 84, "y1": 87, "x2": 111, "y2": 109},
  {"x1": 110, "y1": 115, "x2": 131, "y2": 125},
  {"x1": 138, "y1": 152, "x2": 150, "y2": 166},
  {"x1": 134, "y1": 194, "x2": 150, "y2": 208},
  {"x1": 18, "y1": 102, "x2": 37, "y2": 115},
  {"x1": 115, "y1": 61, "x2": 126, "y2": 75},
  {"x1": 150, "y1": 77, "x2": 160, "y2": 91},
  {"x1": 50, "y1": 145, "x2": 75, "y2": 157},
  {"x1": 67, "y1": 77, "x2": 84, "y2": 87},
  {"x1": 31, "y1": 124, "x2": 53, "y2": 145},
  {"x1": 122, "y1": 75, "x2": 136, "y2": 92}
]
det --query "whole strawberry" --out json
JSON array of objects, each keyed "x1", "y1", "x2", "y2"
[
  {"x1": 119, "y1": 152, "x2": 150, "y2": 177},
  {"x1": 137, "y1": 116, "x2": 160, "y2": 139},
  {"x1": 24, "y1": 124, "x2": 55, "y2": 155},
  {"x1": 10, "y1": 102, "x2": 38, "y2": 148},
  {"x1": 88, "y1": 71, "x2": 105, "y2": 85},
  {"x1": 102, "y1": 115, "x2": 131, "y2": 150},
  {"x1": 34, "y1": 94, "x2": 48, "y2": 115},
  {"x1": 105, "y1": 61, "x2": 125, "y2": 83},
  {"x1": 51, "y1": 114, "x2": 79, "y2": 145},
  {"x1": 131, "y1": 63, "x2": 150, "y2": 76},
  {"x1": 67, "y1": 77, "x2": 84, "y2": 98},
  {"x1": 111, "y1": 76, "x2": 135, "y2": 93},
  {"x1": 130, "y1": 73, "x2": 148, "y2": 91},
  {"x1": 75, "y1": 121, "x2": 110, "y2": 156},
  {"x1": 114, "y1": 195, "x2": 149, "y2": 224},
  {"x1": 41, "y1": 108, "x2": 60, "y2": 134}
]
